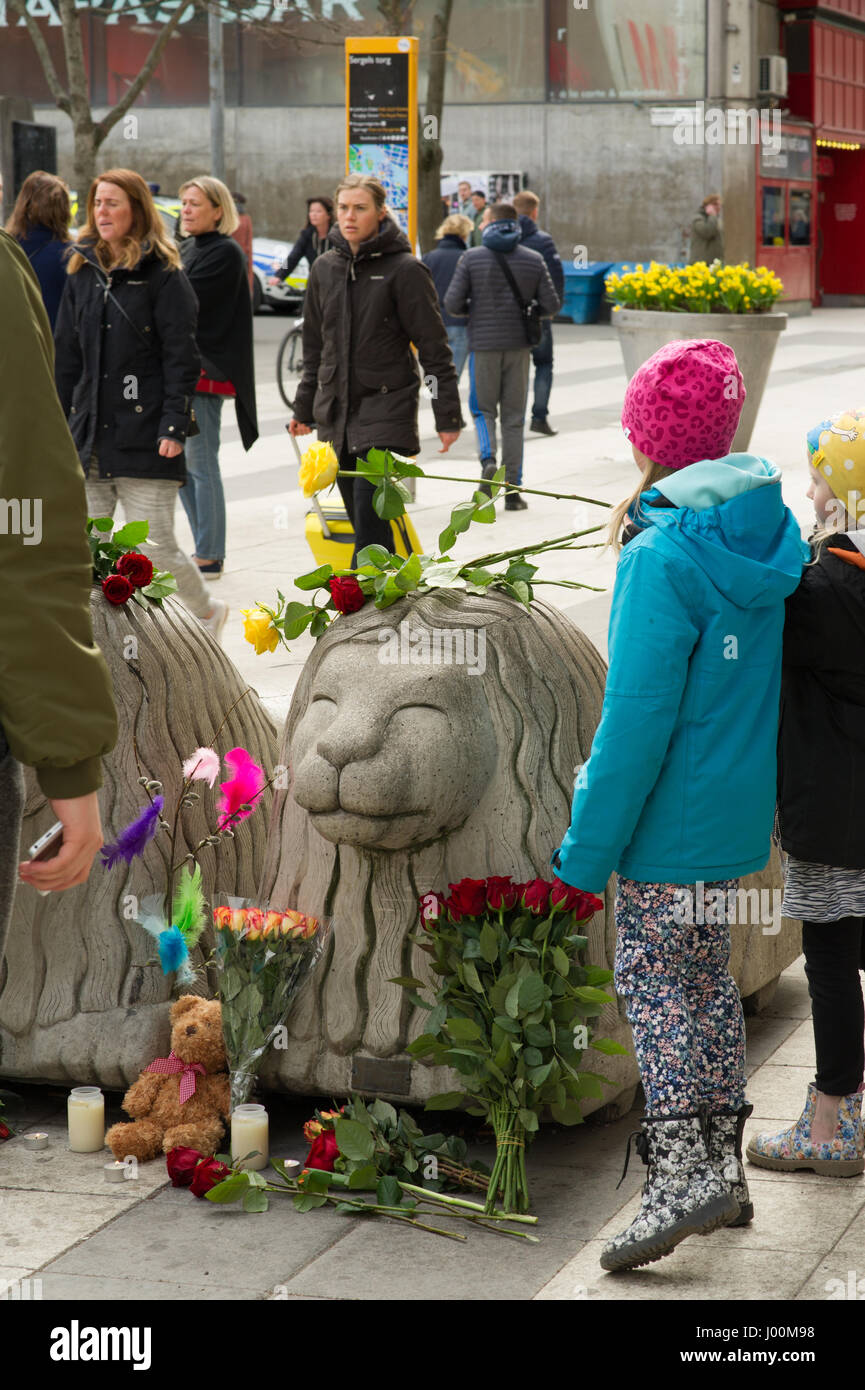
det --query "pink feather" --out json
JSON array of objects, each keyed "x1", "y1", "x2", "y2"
[
  {"x1": 182, "y1": 747, "x2": 220, "y2": 788},
  {"x1": 217, "y1": 747, "x2": 265, "y2": 831}
]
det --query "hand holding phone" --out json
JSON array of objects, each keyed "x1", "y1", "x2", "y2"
[{"x1": 18, "y1": 793, "x2": 104, "y2": 894}]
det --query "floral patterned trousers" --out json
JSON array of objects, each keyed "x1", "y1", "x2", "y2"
[{"x1": 614, "y1": 877, "x2": 747, "y2": 1116}]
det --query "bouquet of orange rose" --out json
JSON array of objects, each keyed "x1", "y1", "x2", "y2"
[{"x1": 213, "y1": 900, "x2": 329, "y2": 1110}]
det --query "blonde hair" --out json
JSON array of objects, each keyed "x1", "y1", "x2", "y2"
[
  {"x1": 513, "y1": 190, "x2": 540, "y2": 215},
  {"x1": 607, "y1": 459, "x2": 680, "y2": 552},
  {"x1": 435, "y1": 213, "x2": 474, "y2": 242},
  {"x1": 68, "y1": 169, "x2": 181, "y2": 274},
  {"x1": 178, "y1": 176, "x2": 239, "y2": 236}
]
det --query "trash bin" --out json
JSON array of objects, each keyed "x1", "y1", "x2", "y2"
[{"x1": 558, "y1": 261, "x2": 614, "y2": 324}]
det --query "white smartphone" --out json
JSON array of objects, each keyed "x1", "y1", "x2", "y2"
[{"x1": 28, "y1": 821, "x2": 64, "y2": 896}]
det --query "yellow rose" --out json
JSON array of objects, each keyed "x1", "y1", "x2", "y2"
[
  {"x1": 241, "y1": 608, "x2": 280, "y2": 656},
  {"x1": 298, "y1": 440, "x2": 339, "y2": 497}
]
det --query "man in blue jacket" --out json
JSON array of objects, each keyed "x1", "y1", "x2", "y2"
[
  {"x1": 445, "y1": 202, "x2": 560, "y2": 509},
  {"x1": 513, "y1": 191, "x2": 564, "y2": 437}
]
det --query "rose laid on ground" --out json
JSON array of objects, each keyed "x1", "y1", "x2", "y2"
[
  {"x1": 305, "y1": 1128, "x2": 339, "y2": 1172},
  {"x1": 190, "y1": 1155, "x2": 232, "y2": 1198},
  {"x1": 298, "y1": 440, "x2": 339, "y2": 497},
  {"x1": 166, "y1": 1146, "x2": 204, "y2": 1187},
  {"x1": 328, "y1": 576, "x2": 365, "y2": 615},
  {"x1": 241, "y1": 607, "x2": 280, "y2": 655},
  {"x1": 102, "y1": 574, "x2": 134, "y2": 606},
  {"x1": 116, "y1": 551, "x2": 154, "y2": 588}
]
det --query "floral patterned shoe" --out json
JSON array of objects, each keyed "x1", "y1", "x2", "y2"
[
  {"x1": 600, "y1": 1113, "x2": 739, "y2": 1272},
  {"x1": 746, "y1": 1084, "x2": 864, "y2": 1177},
  {"x1": 706, "y1": 1103, "x2": 754, "y2": 1225}
]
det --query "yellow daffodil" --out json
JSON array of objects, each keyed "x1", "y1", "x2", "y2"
[
  {"x1": 241, "y1": 607, "x2": 280, "y2": 655},
  {"x1": 298, "y1": 440, "x2": 339, "y2": 497}
]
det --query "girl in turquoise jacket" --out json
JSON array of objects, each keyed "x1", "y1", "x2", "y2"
[{"x1": 554, "y1": 339, "x2": 807, "y2": 1273}]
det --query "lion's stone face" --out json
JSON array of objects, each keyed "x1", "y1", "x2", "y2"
[{"x1": 291, "y1": 643, "x2": 498, "y2": 849}]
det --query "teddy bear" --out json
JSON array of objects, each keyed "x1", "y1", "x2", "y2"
[{"x1": 106, "y1": 995, "x2": 231, "y2": 1163}]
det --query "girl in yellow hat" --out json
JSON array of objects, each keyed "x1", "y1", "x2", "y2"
[{"x1": 748, "y1": 409, "x2": 865, "y2": 1177}]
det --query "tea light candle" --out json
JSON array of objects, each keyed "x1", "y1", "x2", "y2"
[
  {"x1": 23, "y1": 1132, "x2": 49, "y2": 1150},
  {"x1": 67, "y1": 1086, "x2": 105, "y2": 1153},
  {"x1": 231, "y1": 1103, "x2": 269, "y2": 1171},
  {"x1": 104, "y1": 1160, "x2": 126, "y2": 1183}
]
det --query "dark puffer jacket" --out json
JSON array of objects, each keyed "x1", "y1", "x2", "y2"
[
  {"x1": 54, "y1": 244, "x2": 200, "y2": 483},
  {"x1": 422, "y1": 233, "x2": 469, "y2": 328},
  {"x1": 444, "y1": 220, "x2": 561, "y2": 351},
  {"x1": 16, "y1": 225, "x2": 72, "y2": 329},
  {"x1": 517, "y1": 214, "x2": 564, "y2": 303},
  {"x1": 777, "y1": 533, "x2": 865, "y2": 869},
  {"x1": 293, "y1": 216, "x2": 463, "y2": 457}
]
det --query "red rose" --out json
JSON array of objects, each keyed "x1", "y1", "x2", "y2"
[
  {"x1": 190, "y1": 1155, "x2": 232, "y2": 1198},
  {"x1": 486, "y1": 876, "x2": 519, "y2": 910},
  {"x1": 305, "y1": 1128, "x2": 339, "y2": 1172},
  {"x1": 550, "y1": 878, "x2": 604, "y2": 920},
  {"x1": 522, "y1": 878, "x2": 552, "y2": 915},
  {"x1": 166, "y1": 1146, "x2": 204, "y2": 1187},
  {"x1": 102, "y1": 573, "x2": 134, "y2": 606},
  {"x1": 419, "y1": 891, "x2": 446, "y2": 929},
  {"x1": 0, "y1": 1120, "x2": 10, "y2": 1141},
  {"x1": 446, "y1": 877, "x2": 489, "y2": 919},
  {"x1": 116, "y1": 551, "x2": 154, "y2": 588},
  {"x1": 328, "y1": 576, "x2": 366, "y2": 615}
]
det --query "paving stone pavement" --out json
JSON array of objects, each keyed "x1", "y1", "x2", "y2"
[{"x1": 3, "y1": 309, "x2": 865, "y2": 1305}]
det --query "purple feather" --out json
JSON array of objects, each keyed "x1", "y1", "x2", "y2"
[{"x1": 100, "y1": 796, "x2": 165, "y2": 868}]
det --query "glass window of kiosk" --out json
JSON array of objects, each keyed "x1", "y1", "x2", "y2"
[
  {"x1": 762, "y1": 186, "x2": 786, "y2": 247},
  {"x1": 789, "y1": 188, "x2": 812, "y2": 246}
]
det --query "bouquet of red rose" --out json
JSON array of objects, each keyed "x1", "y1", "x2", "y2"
[
  {"x1": 393, "y1": 875, "x2": 626, "y2": 1214},
  {"x1": 88, "y1": 516, "x2": 177, "y2": 609},
  {"x1": 213, "y1": 901, "x2": 329, "y2": 1111}
]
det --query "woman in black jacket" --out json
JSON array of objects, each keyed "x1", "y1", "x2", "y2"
[
  {"x1": 422, "y1": 213, "x2": 473, "y2": 380},
  {"x1": 54, "y1": 168, "x2": 227, "y2": 638},
  {"x1": 6, "y1": 170, "x2": 72, "y2": 329},
  {"x1": 274, "y1": 195, "x2": 334, "y2": 286},
  {"x1": 178, "y1": 176, "x2": 258, "y2": 579},
  {"x1": 748, "y1": 411, "x2": 865, "y2": 1178}
]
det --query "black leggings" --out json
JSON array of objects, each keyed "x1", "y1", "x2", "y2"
[
  {"x1": 803, "y1": 917, "x2": 865, "y2": 1096},
  {"x1": 336, "y1": 444, "x2": 396, "y2": 566}
]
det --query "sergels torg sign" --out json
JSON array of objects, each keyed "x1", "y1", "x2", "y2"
[{"x1": 0, "y1": 0, "x2": 363, "y2": 23}]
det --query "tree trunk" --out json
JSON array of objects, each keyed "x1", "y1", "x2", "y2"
[{"x1": 417, "y1": 0, "x2": 453, "y2": 254}]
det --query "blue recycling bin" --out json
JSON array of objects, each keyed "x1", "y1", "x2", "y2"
[{"x1": 559, "y1": 261, "x2": 615, "y2": 324}]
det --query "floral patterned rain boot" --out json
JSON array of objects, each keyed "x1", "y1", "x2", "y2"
[
  {"x1": 746, "y1": 1084, "x2": 864, "y2": 1177},
  {"x1": 600, "y1": 1112, "x2": 739, "y2": 1272},
  {"x1": 705, "y1": 1104, "x2": 754, "y2": 1226}
]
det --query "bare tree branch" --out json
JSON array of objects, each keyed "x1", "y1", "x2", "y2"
[
  {"x1": 94, "y1": 0, "x2": 193, "y2": 143},
  {"x1": 7, "y1": 0, "x2": 71, "y2": 114}
]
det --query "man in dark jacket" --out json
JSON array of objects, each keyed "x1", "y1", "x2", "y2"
[
  {"x1": 513, "y1": 190, "x2": 564, "y2": 437},
  {"x1": 445, "y1": 202, "x2": 560, "y2": 509},
  {"x1": 290, "y1": 175, "x2": 463, "y2": 562}
]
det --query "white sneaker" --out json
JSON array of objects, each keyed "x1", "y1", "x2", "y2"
[{"x1": 199, "y1": 598, "x2": 228, "y2": 643}]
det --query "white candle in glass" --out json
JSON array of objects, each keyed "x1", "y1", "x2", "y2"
[
  {"x1": 231, "y1": 1103, "x2": 269, "y2": 1171},
  {"x1": 67, "y1": 1087, "x2": 105, "y2": 1152}
]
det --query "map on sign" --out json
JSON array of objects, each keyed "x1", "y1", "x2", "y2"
[
  {"x1": 348, "y1": 50, "x2": 411, "y2": 234},
  {"x1": 348, "y1": 143, "x2": 410, "y2": 233}
]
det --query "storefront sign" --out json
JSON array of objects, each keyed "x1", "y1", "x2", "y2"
[{"x1": 760, "y1": 131, "x2": 812, "y2": 180}]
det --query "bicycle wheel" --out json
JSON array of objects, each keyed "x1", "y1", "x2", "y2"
[{"x1": 277, "y1": 326, "x2": 304, "y2": 410}]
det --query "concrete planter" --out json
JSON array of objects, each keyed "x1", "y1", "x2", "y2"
[{"x1": 615, "y1": 308, "x2": 788, "y2": 453}]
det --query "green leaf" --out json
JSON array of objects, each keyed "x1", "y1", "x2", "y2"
[
  {"x1": 437, "y1": 525, "x2": 458, "y2": 553},
  {"x1": 518, "y1": 973, "x2": 545, "y2": 1014},
  {"x1": 293, "y1": 1193, "x2": 328, "y2": 1212},
  {"x1": 376, "y1": 1174, "x2": 403, "y2": 1208},
  {"x1": 309, "y1": 608, "x2": 330, "y2": 637},
  {"x1": 302, "y1": 1167, "x2": 334, "y2": 1194},
  {"x1": 130, "y1": 588, "x2": 149, "y2": 610},
  {"x1": 518, "y1": 1108, "x2": 540, "y2": 1133},
  {"x1": 281, "y1": 601, "x2": 317, "y2": 639},
  {"x1": 393, "y1": 551, "x2": 422, "y2": 592},
  {"x1": 552, "y1": 946, "x2": 571, "y2": 976},
  {"x1": 591, "y1": 1037, "x2": 630, "y2": 1056},
  {"x1": 462, "y1": 960, "x2": 483, "y2": 993},
  {"x1": 573, "y1": 986, "x2": 615, "y2": 1005},
  {"x1": 242, "y1": 1187, "x2": 270, "y2": 1213},
  {"x1": 389, "y1": 975, "x2": 427, "y2": 989},
  {"x1": 90, "y1": 516, "x2": 115, "y2": 532},
  {"x1": 550, "y1": 1099, "x2": 583, "y2": 1126},
  {"x1": 373, "y1": 479, "x2": 411, "y2": 520},
  {"x1": 528, "y1": 1062, "x2": 553, "y2": 1087},
  {"x1": 355, "y1": 544, "x2": 392, "y2": 569},
  {"x1": 346, "y1": 1164, "x2": 378, "y2": 1190},
  {"x1": 522, "y1": 1046, "x2": 543, "y2": 1067},
  {"x1": 204, "y1": 1174, "x2": 248, "y2": 1204},
  {"x1": 449, "y1": 500, "x2": 477, "y2": 535},
  {"x1": 471, "y1": 499, "x2": 496, "y2": 524},
  {"x1": 524, "y1": 1023, "x2": 552, "y2": 1047},
  {"x1": 295, "y1": 564, "x2": 333, "y2": 590},
  {"x1": 424, "y1": 1092, "x2": 466, "y2": 1111},
  {"x1": 445, "y1": 1016, "x2": 483, "y2": 1042},
  {"x1": 494, "y1": 1014, "x2": 521, "y2": 1034},
  {"x1": 112, "y1": 520, "x2": 149, "y2": 547},
  {"x1": 334, "y1": 1117, "x2": 375, "y2": 1162},
  {"x1": 505, "y1": 981, "x2": 521, "y2": 1019},
  {"x1": 479, "y1": 922, "x2": 499, "y2": 964}
]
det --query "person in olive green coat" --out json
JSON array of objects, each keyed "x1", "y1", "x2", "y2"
[
  {"x1": 0, "y1": 229, "x2": 117, "y2": 929},
  {"x1": 690, "y1": 194, "x2": 724, "y2": 264}
]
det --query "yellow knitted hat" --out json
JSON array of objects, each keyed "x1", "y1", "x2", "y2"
[{"x1": 808, "y1": 409, "x2": 865, "y2": 524}]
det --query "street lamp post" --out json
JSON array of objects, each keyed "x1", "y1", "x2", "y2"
[{"x1": 208, "y1": 2, "x2": 225, "y2": 180}]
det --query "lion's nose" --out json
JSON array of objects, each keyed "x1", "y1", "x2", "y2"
[{"x1": 185, "y1": 1025, "x2": 197, "y2": 1036}]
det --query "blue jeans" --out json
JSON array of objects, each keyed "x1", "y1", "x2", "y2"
[
  {"x1": 446, "y1": 324, "x2": 468, "y2": 381},
  {"x1": 530, "y1": 319, "x2": 553, "y2": 422},
  {"x1": 180, "y1": 393, "x2": 226, "y2": 562}
]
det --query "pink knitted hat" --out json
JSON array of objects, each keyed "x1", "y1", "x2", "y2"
[{"x1": 621, "y1": 339, "x2": 746, "y2": 469}]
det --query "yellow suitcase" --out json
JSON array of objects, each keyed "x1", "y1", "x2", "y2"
[{"x1": 304, "y1": 495, "x2": 423, "y2": 569}]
